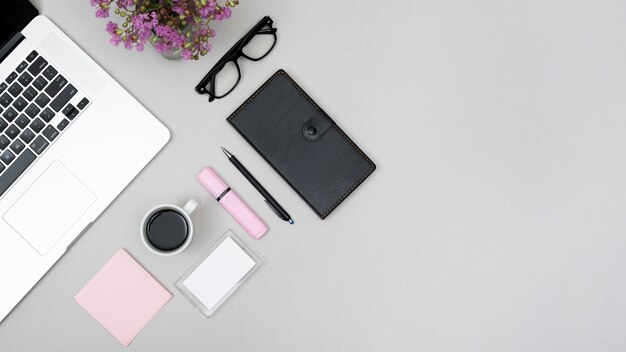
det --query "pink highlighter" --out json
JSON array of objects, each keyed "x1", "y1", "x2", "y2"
[{"x1": 197, "y1": 167, "x2": 268, "y2": 239}]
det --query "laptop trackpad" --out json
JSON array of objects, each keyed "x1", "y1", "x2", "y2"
[{"x1": 3, "y1": 161, "x2": 96, "y2": 256}]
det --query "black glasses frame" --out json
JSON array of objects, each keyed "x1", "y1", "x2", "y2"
[{"x1": 195, "y1": 16, "x2": 277, "y2": 102}]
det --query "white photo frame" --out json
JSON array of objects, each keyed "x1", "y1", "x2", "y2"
[{"x1": 176, "y1": 229, "x2": 264, "y2": 318}]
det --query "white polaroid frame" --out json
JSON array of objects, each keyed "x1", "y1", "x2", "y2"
[{"x1": 176, "y1": 229, "x2": 264, "y2": 318}]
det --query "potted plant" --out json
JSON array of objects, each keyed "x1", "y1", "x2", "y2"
[{"x1": 90, "y1": 0, "x2": 239, "y2": 60}]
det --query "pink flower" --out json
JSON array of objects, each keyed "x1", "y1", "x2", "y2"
[
  {"x1": 215, "y1": 7, "x2": 231, "y2": 20},
  {"x1": 181, "y1": 49, "x2": 192, "y2": 60},
  {"x1": 95, "y1": 7, "x2": 109, "y2": 18},
  {"x1": 109, "y1": 34, "x2": 121, "y2": 46},
  {"x1": 116, "y1": 0, "x2": 134, "y2": 8},
  {"x1": 154, "y1": 41, "x2": 168, "y2": 54},
  {"x1": 131, "y1": 13, "x2": 149, "y2": 28},
  {"x1": 198, "y1": 5, "x2": 211, "y2": 18},
  {"x1": 198, "y1": 0, "x2": 218, "y2": 18},
  {"x1": 105, "y1": 21, "x2": 118, "y2": 34},
  {"x1": 91, "y1": 0, "x2": 112, "y2": 18},
  {"x1": 153, "y1": 24, "x2": 169, "y2": 37}
]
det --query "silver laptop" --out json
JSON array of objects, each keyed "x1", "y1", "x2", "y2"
[{"x1": 0, "y1": 1, "x2": 170, "y2": 321}]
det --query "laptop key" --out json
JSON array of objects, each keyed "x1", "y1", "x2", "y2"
[
  {"x1": 15, "y1": 114, "x2": 29, "y2": 129},
  {"x1": 67, "y1": 107, "x2": 79, "y2": 120},
  {"x1": 0, "y1": 163, "x2": 4, "y2": 174},
  {"x1": 44, "y1": 75, "x2": 67, "y2": 98},
  {"x1": 10, "y1": 140, "x2": 25, "y2": 155},
  {"x1": 0, "y1": 82, "x2": 7, "y2": 93},
  {"x1": 0, "y1": 119, "x2": 7, "y2": 133},
  {"x1": 16, "y1": 61, "x2": 28, "y2": 73},
  {"x1": 1, "y1": 150, "x2": 15, "y2": 165},
  {"x1": 40, "y1": 108, "x2": 54, "y2": 122},
  {"x1": 0, "y1": 149, "x2": 36, "y2": 196},
  {"x1": 24, "y1": 103, "x2": 40, "y2": 118},
  {"x1": 32, "y1": 76, "x2": 47, "y2": 91},
  {"x1": 5, "y1": 125, "x2": 19, "y2": 139},
  {"x1": 12, "y1": 97, "x2": 27, "y2": 112},
  {"x1": 62, "y1": 104, "x2": 74, "y2": 116},
  {"x1": 57, "y1": 118, "x2": 70, "y2": 131},
  {"x1": 42, "y1": 125, "x2": 59, "y2": 141},
  {"x1": 35, "y1": 93, "x2": 50, "y2": 108},
  {"x1": 50, "y1": 84, "x2": 77, "y2": 112},
  {"x1": 76, "y1": 98, "x2": 89, "y2": 110},
  {"x1": 28, "y1": 57, "x2": 48, "y2": 76},
  {"x1": 42, "y1": 65, "x2": 58, "y2": 80},
  {"x1": 5, "y1": 72, "x2": 17, "y2": 84},
  {"x1": 17, "y1": 72, "x2": 33, "y2": 86},
  {"x1": 0, "y1": 136, "x2": 9, "y2": 149},
  {"x1": 0, "y1": 93, "x2": 12, "y2": 107},
  {"x1": 29, "y1": 118, "x2": 45, "y2": 133},
  {"x1": 3, "y1": 107, "x2": 17, "y2": 122},
  {"x1": 20, "y1": 129, "x2": 35, "y2": 144},
  {"x1": 8, "y1": 83, "x2": 23, "y2": 98},
  {"x1": 22, "y1": 86, "x2": 37, "y2": 101},
  {"x1": 26, "y1": 50, "x2": 38, "y2": 62},
  {"x1": 30, "y1": 135, "x2": 49, "y2": 155}
]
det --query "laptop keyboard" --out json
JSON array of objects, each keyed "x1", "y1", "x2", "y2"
[{"x1": 0, "y1": 50, "x2": 90, "y2": 197}]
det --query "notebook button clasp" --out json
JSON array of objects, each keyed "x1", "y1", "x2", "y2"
[{"x1": 302, "y1": 109, "x2": 333, "y2": 142}]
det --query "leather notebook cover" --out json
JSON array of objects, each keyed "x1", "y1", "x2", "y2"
[{"x1": 227, "y1": 70, "x2": 375, "y2": 219}]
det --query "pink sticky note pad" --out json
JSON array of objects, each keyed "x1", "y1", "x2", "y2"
[{"x1": 75, "y1": 249, "x2": 171, "y2": 346}]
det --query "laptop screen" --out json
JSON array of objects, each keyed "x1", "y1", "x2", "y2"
[{"x1": 0, "y1": 0, "x2": 38, "y2": 49}]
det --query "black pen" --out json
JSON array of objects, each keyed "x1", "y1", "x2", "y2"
[{"x1": 221, "y1": 147, "x2": 294, "y2": 224}]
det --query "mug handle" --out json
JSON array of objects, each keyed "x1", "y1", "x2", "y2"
[{"x1": 183, "y1": 197, "x2": 201, "y2": 215}]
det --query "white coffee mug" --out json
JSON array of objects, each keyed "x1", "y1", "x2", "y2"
[{"x1": 140, "y1": 198, "x2": 200, "y2": 256}]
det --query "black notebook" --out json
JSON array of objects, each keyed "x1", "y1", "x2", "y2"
[{"x1": 227, "y1": 70, "x2": 375, "y2": 219}]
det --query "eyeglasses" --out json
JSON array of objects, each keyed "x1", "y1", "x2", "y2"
[{"x1": 195, "y1": 16, "x2": 277, "y2": 102}]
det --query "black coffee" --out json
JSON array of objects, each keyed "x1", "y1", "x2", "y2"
[{"x1": 146, "y1": 209, "x2": 188, "y2": 251}]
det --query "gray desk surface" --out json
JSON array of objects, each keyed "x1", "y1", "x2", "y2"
[{"x1": 2, "y1": 1, "x2": 626, "y2": 351}]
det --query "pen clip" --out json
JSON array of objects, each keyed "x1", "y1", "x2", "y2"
[{"x1": 264, "y1": 199, "x2": 282, "y2": 219}]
